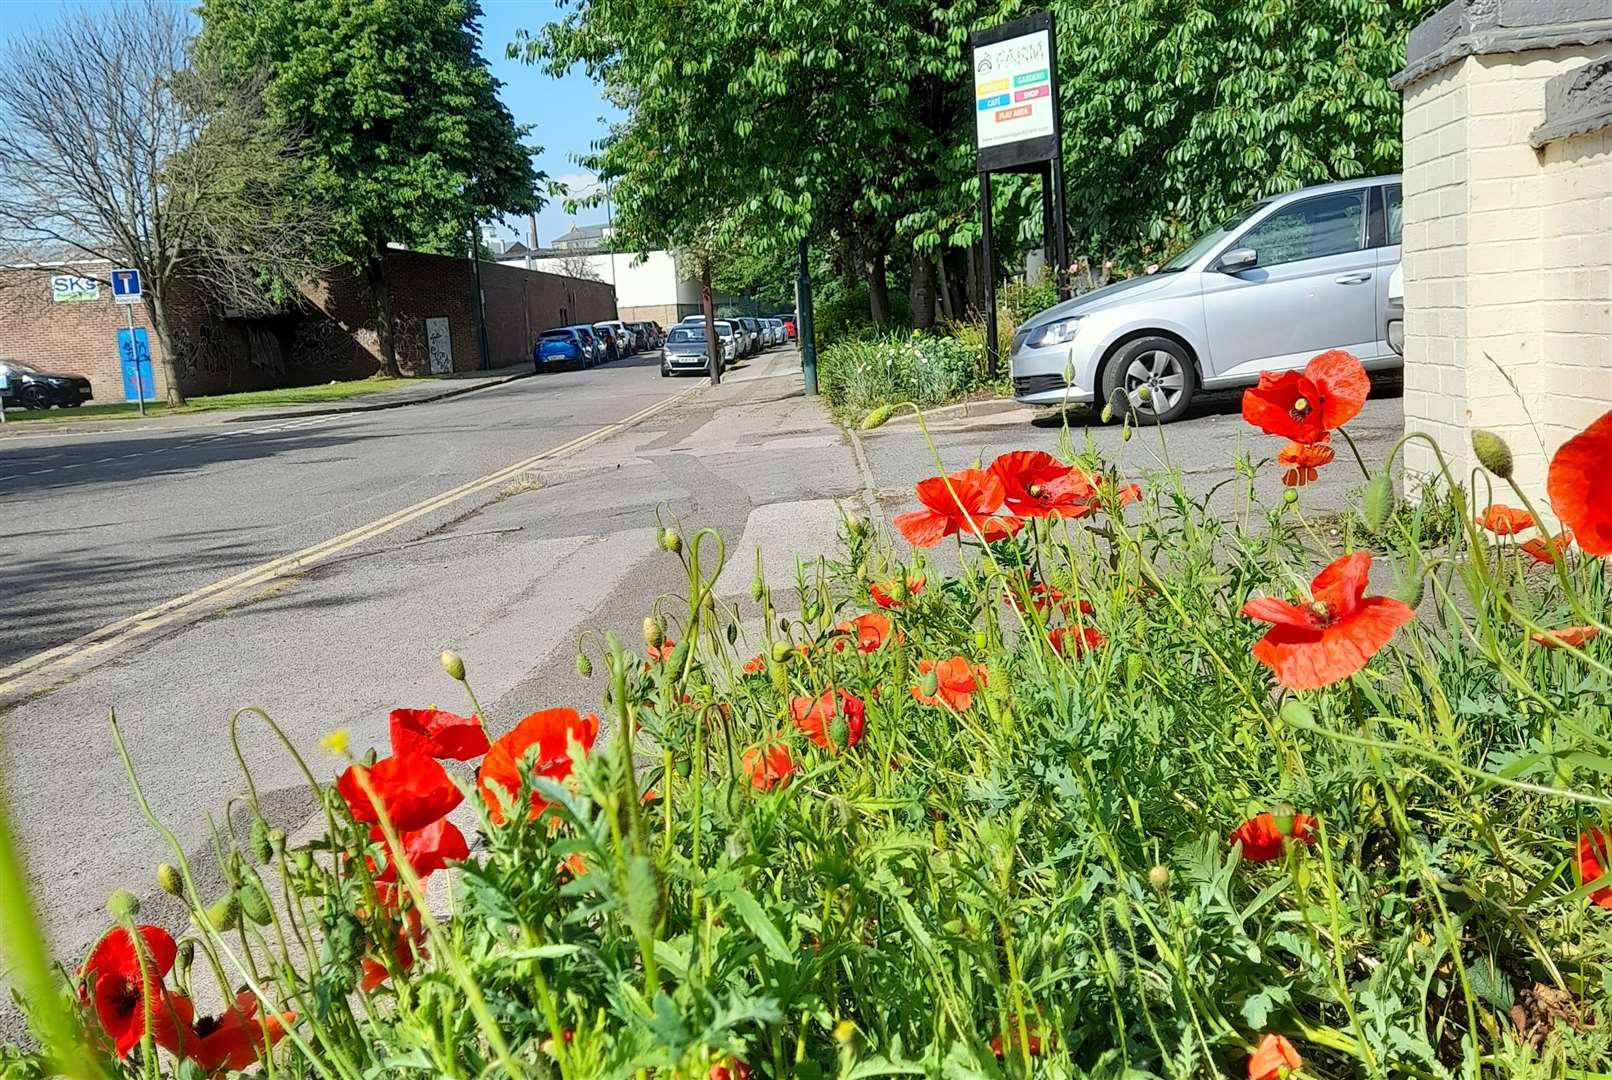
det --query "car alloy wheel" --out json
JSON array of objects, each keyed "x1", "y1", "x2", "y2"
[
  {"x1": 1100, "y1": 335, "x2": 1196, "y2": 424},
  {"x1": 19, "y1": 385, "x2": 50, "y2": 410}
]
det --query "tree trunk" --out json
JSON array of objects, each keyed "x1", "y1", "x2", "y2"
[
  {"x1": 701, "y1": 254, "x2": 721, "y2": 386},
  {"x1": 147, "y1": 291, "x2": 186, "y2": 407},
  {"x1": 909, "y1": 250, "x2": 937, "y2": 331},
  {"x1": 936, "y1": 253, "x2": 955, "y2": 322},
  {"x1": 365, "y1": 258, "x2": 401, "y2": 377},
  {"x1": 868, "y1": 246, "x2": 890, "y2": 328}
]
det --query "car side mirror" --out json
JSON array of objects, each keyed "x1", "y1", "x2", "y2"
[{"x1": 1219, "y1": 247, "x2": 1257, "y2": 273}]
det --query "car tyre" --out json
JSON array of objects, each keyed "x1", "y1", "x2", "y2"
[
  {"x1": 661, "y1": 365, "x2": 671, "y2": 378},
  {"x1": 1099, "y1": 336, "x2": 1196, "y2": 425},
  {"x1": 19, "y1": 385, "x2": 50, "y2": 411}
]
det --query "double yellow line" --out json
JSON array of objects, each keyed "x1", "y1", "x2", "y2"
[{"x1": 0, "y1": 386, "x2": 702, "y2": 700}]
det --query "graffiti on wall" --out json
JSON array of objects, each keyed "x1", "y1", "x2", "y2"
[
  {"x1": 168, "y1": 321, "x2": 232, "y2": 379},
  {"x1": 289, "y1": 317, "x2": 351, "y2": 372}
]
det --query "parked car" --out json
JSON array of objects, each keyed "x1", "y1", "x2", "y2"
[
  {"x1": 781, "y1": 313, "x2": 798, "y2": 340},
  {"x1": 661, "y1": 324, "x2": 733, "y2": 376},
  {"x1": 767, "y1": 318, "x2": 784, "y2": 346},
  {"x1": 592, "y1": 323, "x2": 622, "y2": 363},
  {"x1": 595, "y1": 319, "x2": 635, "y2": 357},
  {"x1": 628, "y1": 322, "x2": 652, "y2": 352},
  {"x1": 0, "y1": 359, "x2": 93, "y2": 409},
  {"x1": 534, "y1": 326, "x2": 596, "y2": 370},
  {"x1": 647, "y1": 321, "x2": 665, "y2": 348},
  {"x1": 1386, "y1": 264, "x2": 1404, "y2": 356},
  {"x1": 1010, "y1": 175, "x2": 1402, "y2": 423}
]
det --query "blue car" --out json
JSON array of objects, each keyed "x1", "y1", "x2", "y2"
[{"x1": 535, "y1": 325, "x2": 596, "y2": 370}]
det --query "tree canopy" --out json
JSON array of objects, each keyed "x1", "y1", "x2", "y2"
[{"x1": 199, "y1": 0, "x2": 543, "y2": 372}]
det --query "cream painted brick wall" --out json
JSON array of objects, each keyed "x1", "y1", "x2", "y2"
[{"x1": 1399, "y1": 45, "x2": 1612, "y2": 500}]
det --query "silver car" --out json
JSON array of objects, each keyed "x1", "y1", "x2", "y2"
[{"x1": 1011, "y1": 175, "x2": 1402, "y2": 422}]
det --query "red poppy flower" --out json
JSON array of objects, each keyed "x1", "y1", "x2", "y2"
[
  {"x1": 894, "y1": 469, "x2": 1024, "y2": 547},
  {"x1": 790, "y1": 689, "x2": 866, "y2": 751},
  {"x1": 337, "y1": 753, "x2": 463, "y2": 833},
  {"x1": 741, "y1": 740, "x2": 795, "y2": 791},
  {"x1": 870, "y1": 576, "x2": 924, "y2": 609},
  {"x1": 990, "y1": 1029, "x2": 1044, "y2": 1057},
  {"x1": 360, "y1": 909, "x2": 425, "y2": 992},
  {"x1": 1277, "y1": 440, "x2": 1335, "y2": 487},
  {"x1": 388, "y1": 708, "x2": 489, "y2": 761},
  {"x1": 477, "y1": 708, "x2": 600, "y2": 824},
  {"x1": 742, "y1": 654, "x2": 765, "y2": 675},
  {"x1": 558, "y1": 851, "x2": 589, "y2": 879},
  {"x1": 1531, "y1": 625, "x2": 1599, "y2": 650},
  {"x1": 1230, "y1": 812, "x2": 1317, "y2": 863},
  {"x1": 1520, "y1": 530, "x2": 1573, "y2": 565},
  {"x1": 369, "y1": 817, "x2": 469, "y2": 883},
  {"x1": 1477, "y1": 504, "x2": 1534, "y2": 536},
  {"x1": 1005, "y1": 577, "x2": 1092, "y2": 615},
  {"x1": 1580, "y1": 829, "x2": 1612, "y2": 908},
  {"x1": 833, "y1": 611, "x2": 893, "y2": 653},
  {"x1": 1550, "y1": 409, "x2": 1612, "y2": 555},
  {"x1": 80, "y1": 925, "x2": 180, "y2": 1057},
  {"x1": 989, "y1": 450, "x2": 1095, "y2": 518},
  {"x1": 158, "y1": 991, "x2": 294, "y2": 1073},
  {"x1": 911, "y1": 657, "x2": 985, "y2": 711},
  {"x1": 1242, "y1": 350, "x2": 1370, "y2": 443},
  {"x1": 1048, "y1": 625, "x2": 1105, "y2": 657},
  {"x1": 710, "y1": 1060, "x2": 752, "y2": 1080},
  {"x1": 1241, "y1": 551, "x2": 1414, "y2": 690},
  {"x1": 1248, "y1": 1033, "x2": 1302, "y2": 1080}
]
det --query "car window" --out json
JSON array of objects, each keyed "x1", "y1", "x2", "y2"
[
  {"x1": 1161, "y1": 201, "x2": 1268, "y2": 271},
  {"x1": 1383, "y1": 184, "x2": 1402, "y2": 246},
  {"x1": 1237, "y1": 190, "x2": 1367, "y2": 267},
  {"x1": 668, "y1": 328, "x2": 703, "y2": 343}
]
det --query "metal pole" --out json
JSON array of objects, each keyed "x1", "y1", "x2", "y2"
[
  {"x1": 1046, "y1": 10, "x2": 1071, "y2": 302},
  {"x1": 126, "y1": 304, "x2": 145, "y2": 416},
  {"x1": 701, "y1": 254, "x2": 721, "y2": 387},
  {"x1": 469, "y1": 218, "x2": 491, "y2": 372},
  {"x1": 980, "y1": 171, "x2": 999, "y2": 380},
  {"x1": 796, "y1": 238, "x2": 817, "y2": 396}
]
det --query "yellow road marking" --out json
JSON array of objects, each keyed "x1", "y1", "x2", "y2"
[{"x1": 0, "y1": 386, "x2": 702, "y2": 698}]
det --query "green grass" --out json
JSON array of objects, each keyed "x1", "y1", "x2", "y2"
[{"x1": 1, "y1": 377, "x2": 420, "y2": 423}]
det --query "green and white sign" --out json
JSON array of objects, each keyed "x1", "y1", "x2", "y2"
[{"x1": 51, "y1": 274, "x2": 100, "y2": 303}]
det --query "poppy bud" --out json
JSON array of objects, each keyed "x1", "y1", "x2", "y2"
[
  {"x1": 803, "y1": 603, "x2": 820, "y2": 624},
  {"x1": 1393, "y1": 566, "x2": 1425, "y2": 610},
  {"x1": 770, "y1": 641, "x2": 793, "y2": 663},
  {"x1": 1135, "y1": 385, "x2": 1151, "y2": 404},
  {"x1": 574, "y1": 651, "x2": 593, "y2": 678},
  {"x1": 1102, "y1": 387, "x2": 1127, "y2": 423},
  {"x1": 1124, "y1": 652, "x2": 1143, "y2": 686},
  {"x1": 643, "y1": 616, "x2": 665, "y2": 651},
  {"x1": 440, "y1": 649, "x2": 466, "y2": 681},
  {"x1": 201, "y1": 895, "x2": 239, "y2": 932},
  {"x1": 860, "y1": 404, "x2": 893, "y2": 430},
  {"x1": 1271, "y1": 802, "x2": 1296, "y2": 837},
  {"x1": 892, "y1": 577, "x2": 909, "y2": 602},
  {"x1": 829, "y1": 713, "x2": 849, "y2": 750},
  {"x1": 239, "y1": 875, "x2": 272, "y2": 927},
  {"x1": 1122, "y1": 421, "x2": 1133, "y2": 442},
  {"x1": 660, "y1": 527, "x2": 682, "y2": 554},
  {"x1": 1147, "y1": 864, "x2": 1169, "y2": 892},
  {"x1": 1279, "y1": 700, "x2": 1314, "y2": 728},
  {"x1": 177, "y1": 938, "x2": 195, "y2": 971},
  {"x1": 1471, "y1": 428, "x2": 1513, "y2": 480},
  {"x1": 666, "y1": 638, "x2": 690, "y2": 673},
  {"x1": 846, "y1": 515, "x2": 867, "y2": 538},
  {"x1": 106, "y1": 890, "x2": 140, "y2": 921},
  {"x1": 919, "y1": 666, "x2": 939, "y2": 697},
  {"x1": 250, "y1": 818, "x2": 272, "y2": 864},
  {"x1": 1282, "y1": 488, "x2": 1298, "y2": 506},
  {"x1": 1362, "y1": 473, "x2": 1394, "y2": 533},
  {"x1": 751, "y1": 574, "x2": 766, "y2": 603},
  {"x1": 157, "y1": 863, "x2": 183, "y2": 897}
]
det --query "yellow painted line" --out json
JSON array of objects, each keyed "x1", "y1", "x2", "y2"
[{"x1": 0, "y1": 386, "x2": 702, "y2": 697}]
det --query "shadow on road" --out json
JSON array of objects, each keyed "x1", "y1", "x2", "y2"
[{"x1": 1031, "y1": 373, "x2": 1404, "y2": 429}]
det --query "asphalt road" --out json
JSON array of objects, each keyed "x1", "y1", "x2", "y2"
[{"x1": 0, "y1": 344, "x2": 865, "y2": 1026}]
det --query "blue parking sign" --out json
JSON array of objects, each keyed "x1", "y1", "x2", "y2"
[{"x1": 111, "y1": 268, "x2": 142, "y2": 304}]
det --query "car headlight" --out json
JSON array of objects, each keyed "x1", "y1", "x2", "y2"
[{"x1": 1027, "y1": 316, "x2": 1083, "y2": 348}]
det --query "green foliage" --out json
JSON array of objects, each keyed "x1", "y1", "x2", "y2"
[
  {"x1": 817, "y1": 332, "x2": 986, "y2": 417},
  {"x1": 197, "y1": 0, "x2": 540, "y2": 270}
]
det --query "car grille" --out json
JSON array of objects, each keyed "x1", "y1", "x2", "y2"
[{"x1": 1013, "y1": 374, "x2": 1068, "y2": 397}]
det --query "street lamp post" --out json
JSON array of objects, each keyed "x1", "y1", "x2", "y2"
[{"x1": 469, "y1": 217, "x2": 491, "y2": 372}]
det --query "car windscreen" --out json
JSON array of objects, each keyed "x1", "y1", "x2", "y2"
[
  {"x1": 667, "y1": 328, "x2": 705, "y2": 343},
  {"x1": 539, "y1": 330, "x2": 573, "y2": 339},
  {"x1": 1160, "y1": 200, "x2": 1269, "y2": 271},
  {"x1": 1, "y1": 361, "x2": 39, "y2": 373}
]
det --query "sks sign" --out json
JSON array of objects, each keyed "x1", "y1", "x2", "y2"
[{"x1": 51, "y1": 274, "x2": 100, "y2": 303}]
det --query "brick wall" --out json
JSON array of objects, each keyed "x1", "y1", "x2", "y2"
[
  {"x1": 1398, "y1": 42, "x2": 1612, "y2": 498},
  {"x1": 0, "y1": 252, "x2": 617, "y2": 400}
]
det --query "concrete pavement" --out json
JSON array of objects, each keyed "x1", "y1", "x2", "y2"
[{"x1": 0, "y1": 344, "x2": 866, "y2": 1031}]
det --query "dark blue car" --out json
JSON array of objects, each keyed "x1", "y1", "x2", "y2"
[{"x1": 535, "y1": 325, "x2": 596, "y2": 370}]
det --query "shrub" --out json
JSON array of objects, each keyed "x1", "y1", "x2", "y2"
[
  {"x1": 6, "y1": 353, "x2": 1612, "y2": 1078},
  {"x1": 816, "y1": 330, "x2": 984, "y2": 417}
]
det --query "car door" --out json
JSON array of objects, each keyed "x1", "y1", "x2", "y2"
[
  {"x1": 1370, "y1": 182, "x2": 1403, "y2": 370},
  {"x1": 1199, "y1": 187, "x2": 1378, "y2": 383}
]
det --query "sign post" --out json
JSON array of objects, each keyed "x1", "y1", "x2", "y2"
[
  {"x1": 111, "y1": 268, "x2": 146, "y2": 415},
  {"x1": 970, "y1": 11, "x2": 1068, "y2": 378},
  {"x1": 0, "y1": 371, "x2": 8, "y2": 424}
]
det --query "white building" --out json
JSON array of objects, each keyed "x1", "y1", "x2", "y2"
[{"x1": 498, "y1": 229, "x2": 702, "y2": 326}]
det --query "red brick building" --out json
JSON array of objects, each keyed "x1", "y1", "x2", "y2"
[{"x1": 0, "y1": 250, "x2": 616, "y2": 401}]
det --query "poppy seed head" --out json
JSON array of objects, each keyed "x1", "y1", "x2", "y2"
[{"x1": 106, "y1": 890, "x2": 139, "y2": 921}]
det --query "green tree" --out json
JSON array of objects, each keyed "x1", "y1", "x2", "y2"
[{"x1": 198, "y1": 0, "x2": 542, "y2": 376}]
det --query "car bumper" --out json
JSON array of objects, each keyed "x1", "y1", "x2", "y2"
[
  {"x1": 1008, "y1": 338, "x2": 1100, "y2": 406},
  {"x1": 666, "y1": 353, "x2": 711, "y2": 370}
]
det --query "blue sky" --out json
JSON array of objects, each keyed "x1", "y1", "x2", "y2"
[{"x1": 0, "y1": 0, "x2": 619, "y2": 246}]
